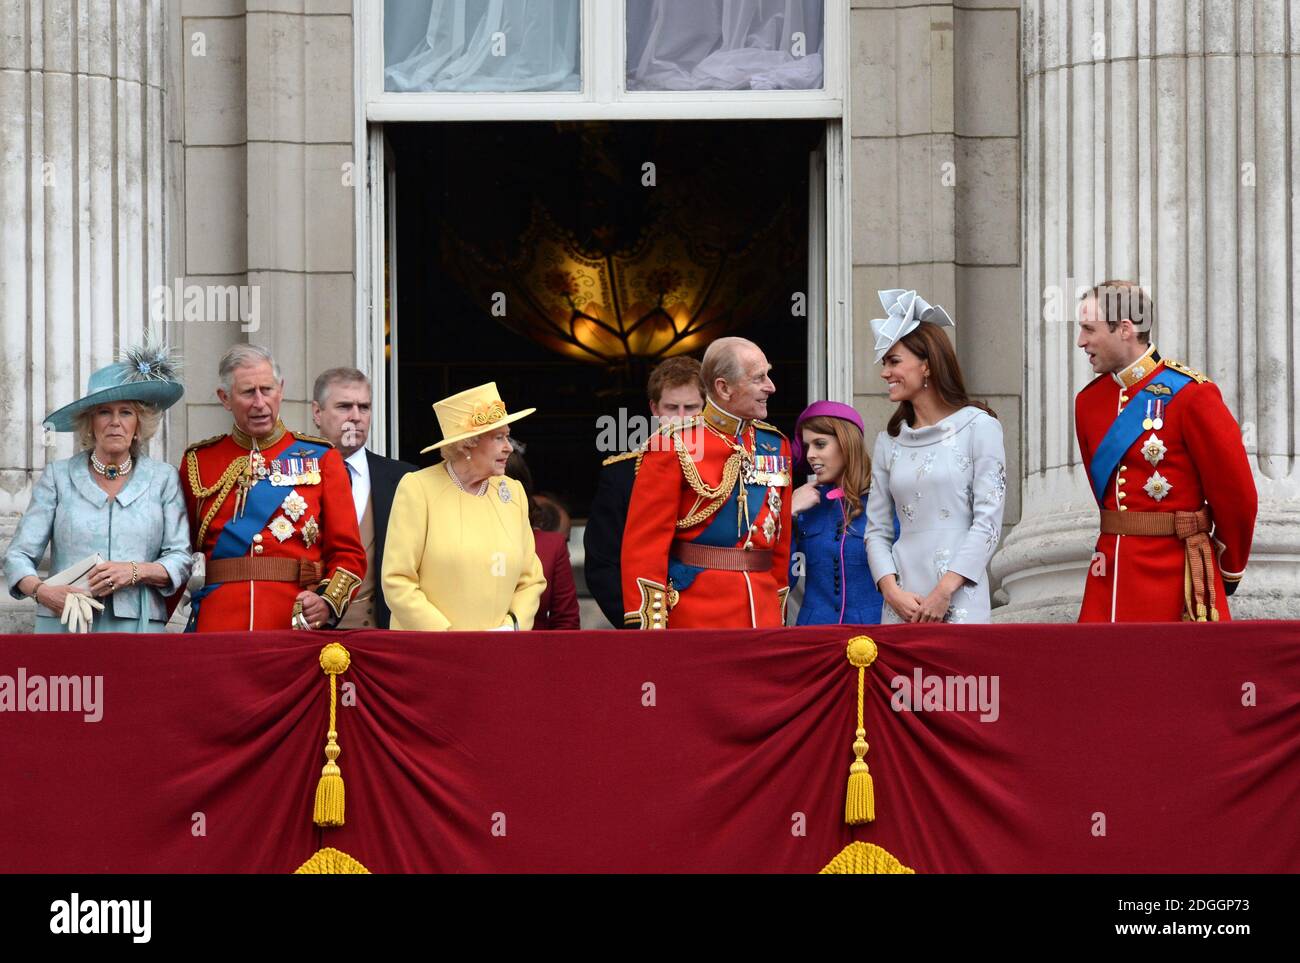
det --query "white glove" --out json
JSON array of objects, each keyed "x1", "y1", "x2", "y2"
[
  {"x1": 488, "y1": 624, "x2": 515, "y2": 632},
  {"x1": 60, "y1": 592, "x2": 105, "y2": 633},
  {"x1": 187, "y1": 552, "x2": 206, "y2": 593}
]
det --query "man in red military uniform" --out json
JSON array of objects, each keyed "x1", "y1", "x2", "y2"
[
  {"x1": 177, "y1": 345, "x2": 366, "y2": 631},
  {"x1": 1075, "y1": 280, "x2": 1256, "y2": 622},
  {"x1": 621, "y1": 337, "x2": 793, "y2": 629}
]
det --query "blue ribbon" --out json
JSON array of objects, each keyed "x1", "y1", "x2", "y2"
[{"x1": 1088, "y1": 369, "x2": 1191, "y2": 503}]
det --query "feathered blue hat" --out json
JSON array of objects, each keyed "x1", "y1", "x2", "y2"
[{"x1": 43, "y1": 340, "x2": 185, "y2": 431}]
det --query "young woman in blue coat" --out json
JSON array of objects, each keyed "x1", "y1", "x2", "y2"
[{"x1": 787, "y1": 402, "x2": 885, "y2": 626}]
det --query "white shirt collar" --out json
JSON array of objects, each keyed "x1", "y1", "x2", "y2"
[{"x1": 344, "y1": 446, "x2": 369, "y2": 479}]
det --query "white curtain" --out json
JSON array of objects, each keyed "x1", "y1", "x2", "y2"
[
  {"x1": 626, "y1": 0, "x2": 824, "y2": 91},
  {"x1": 385, "y1": 0, "x2": 581, "y2": 92}
]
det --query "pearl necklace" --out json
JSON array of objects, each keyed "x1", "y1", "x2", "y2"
[
  {"x1": 446, "y1": 461, "x2": 488, "y2": 497},
  {"x1": 91, "y1": 452, "x2": 133, "y2": 480}
]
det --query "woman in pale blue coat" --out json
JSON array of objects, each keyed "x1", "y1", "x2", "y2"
[{"x1": 4, "y1": 344, "x2": 192, "y2": 633}]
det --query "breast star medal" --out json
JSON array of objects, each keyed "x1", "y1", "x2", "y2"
[
  {"x1": 1143, "y1": 471, "x2": 1172, "y2": 502},
  {"x1": 268, "y1": 515, "x2": 295, "y2": 542},
  {"x1": 301, "y1": 515, "x2": 319, "y2": 548},
  {"x1": 1141, "y1": 433, "x2": 1167, "y2": 466},
  {"x1": 280, "y1": 490, "x2": 307, "y2": 522},
  {"x1": 763, "y1": 487, "x2": 781, "y2": 543}
]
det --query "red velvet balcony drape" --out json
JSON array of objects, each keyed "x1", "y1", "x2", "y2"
[{"x1": 1, "y1": 622, "x2": 1296, "y2": 873}]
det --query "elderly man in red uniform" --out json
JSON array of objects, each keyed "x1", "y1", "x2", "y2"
[
  {"x1": 1074, "y1": 280, "x2": 1256, "y2": 622},
  {"x1": 178, "y1": 344, "x2": 366, "y2": 631},
  {"x1": 621, "y1": 337, "x2": 793, "y2": 629}
]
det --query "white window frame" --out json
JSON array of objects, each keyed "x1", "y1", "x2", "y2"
[
  {"x1": 364, "y1": 0, "x2": 846, "y2": 121},
  {"x1": 354, "y1": 0, "x2": 855, "y2": 454}
]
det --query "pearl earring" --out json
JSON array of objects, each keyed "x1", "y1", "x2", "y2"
[{"x1": 923, "y1": 376, "x2": 929, "y2": 390}]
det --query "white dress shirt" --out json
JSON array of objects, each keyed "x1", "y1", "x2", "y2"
[{"x1": 344, "y1": 446, "x2": 371, "y2": 523}]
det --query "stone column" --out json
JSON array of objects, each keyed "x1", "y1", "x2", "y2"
[
  {"x1": 849, "y1": 1, "x2": 1024, "y2": 562},
  {"x1": 172, "y1": 0, "x2": 356, "y2": 444},
  {"x1": 994, "y1": 0, "x2": 1300, "y2": 620},
  {"x1": 0, "y1": 0, "x2": 167, "y2": 631}
]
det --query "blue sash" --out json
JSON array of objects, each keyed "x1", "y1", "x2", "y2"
[
  {"x1": 185, "y1": 440, "x2": 329, "y2": 630},
  {"x1": 1088, "y1": 369, "x2": 1191, "y2": 503}
]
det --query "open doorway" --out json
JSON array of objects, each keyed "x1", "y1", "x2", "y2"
[{"x1": 385, "y1": 120, "x2": 824, "y2": 519}]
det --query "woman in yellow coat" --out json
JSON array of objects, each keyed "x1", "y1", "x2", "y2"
[{"x1": 382, "y1": 383, "x2": 546, "y2": 631}]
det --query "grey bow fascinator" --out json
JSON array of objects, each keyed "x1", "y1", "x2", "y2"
[{"x1": 870, "y1": 289, "x2": 954, "y2": 364}]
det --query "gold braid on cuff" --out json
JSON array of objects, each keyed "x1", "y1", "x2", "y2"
[
  {"x1": 624, "y1": 577, "x2": 669, "y2": 630},
  {"x1": 318, "y1": 567, "x2": 363, "y2": 620}
]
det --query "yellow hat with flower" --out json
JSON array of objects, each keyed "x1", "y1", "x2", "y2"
[{"x1": 420, "y1": 382, "x2": 536, "y2": 454}]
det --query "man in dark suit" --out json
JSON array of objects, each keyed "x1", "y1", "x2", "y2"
[
  {"x1": 584, "y1": 357, "x2": 704, "y2": 628},
  {"x1": 312, "y1": 367, "x2": 416, "y2": 629}
]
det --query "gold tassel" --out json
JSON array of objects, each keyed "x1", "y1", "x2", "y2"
[
  {"x1": 313, "y1": 642, "x2": 351, "y2": 828},
  {"x1": 844, "y1": 635, "x2": 878, "y2": 825}
]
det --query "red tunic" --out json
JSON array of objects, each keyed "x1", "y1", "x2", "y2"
[
  {"x1": 179, "y1": 421, "x2": 366, "y2": 631},
  {"x1": 1075, "y1": 349, "x2": 1256, "y2": 622},
  {"x1": 621, "y1": 403, "x2": 793, "y2": 629}
]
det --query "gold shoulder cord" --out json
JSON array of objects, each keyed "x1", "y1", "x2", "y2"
[
  {"x1": 674, "y1": 427, "x2": 745, "y2": 530},
  {"x1": 186, "y1": 449, "x2": 249, "y2": 549}
]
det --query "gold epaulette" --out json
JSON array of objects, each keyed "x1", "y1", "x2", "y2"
[
  {"x1": 753, "y1": 419, "x2": 788, "y2": 439},
  {"x1": 184, "y1": 432, "x2": 226, "y2": 453},
  {"x1": 601, "y1": 450, "x2": 640, "y2": 467},
  {"x1": 293, "y1": 430, "x2": 335, "y2": 447},
  {"x1": 1164, "y1": 359, "x2": 1211, "y2": 384}
]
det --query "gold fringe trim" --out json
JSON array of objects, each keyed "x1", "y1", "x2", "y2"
[
  {"x1": 819, "y1": 842, "x2": 914, "y2": 874},
  {"x1": 293, "y1": 847, "x2": 371, "y2": 874}
]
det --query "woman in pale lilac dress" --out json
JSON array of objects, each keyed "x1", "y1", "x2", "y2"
[{"x1": 864, "y1": 290, "x2": 1006, "y2": 624}]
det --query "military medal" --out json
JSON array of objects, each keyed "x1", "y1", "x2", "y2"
[
  {"x1": 1142, "y1": 400, "x2": 1154, "y2": 431},
  {"x1": 1152, "y1": 399, "x2": 1165, "y2": 430}
]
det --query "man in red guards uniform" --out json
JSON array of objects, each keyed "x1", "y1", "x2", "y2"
[
  {"x1": 621, "y1": 337, "x2": 793, "y2": 629},
  {"x1": 1074, "y1": 280, "x2": 1256, "y2": 622},
  {"x1": 179, "y1": 344, "x2": 366, "y2": 631}
]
